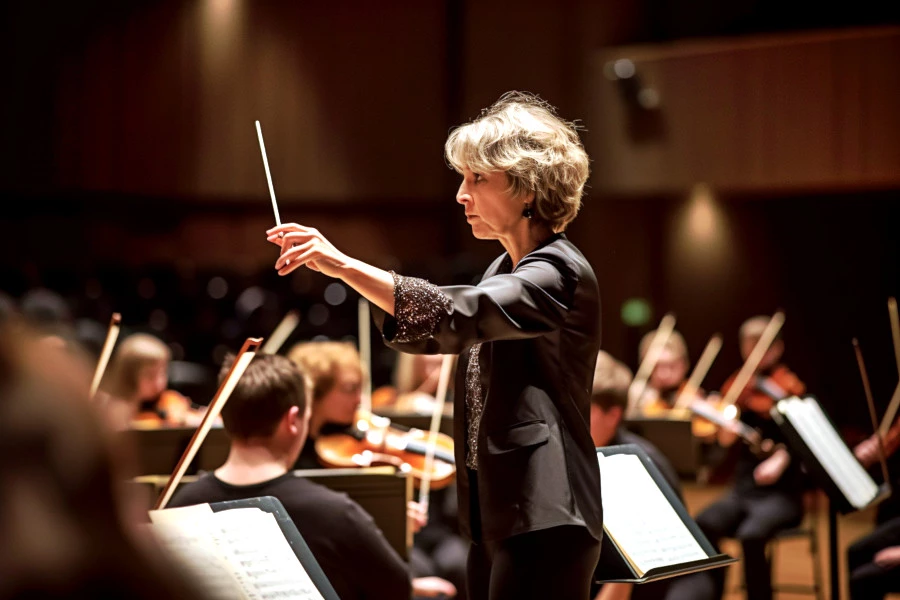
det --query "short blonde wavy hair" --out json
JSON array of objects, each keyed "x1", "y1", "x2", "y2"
[
  {"x1": 445, "y1": 91, "x2": 590, "y2": 232},
  {"x1": 287, "y1": 341, "x2": 364, "y2": 402}
]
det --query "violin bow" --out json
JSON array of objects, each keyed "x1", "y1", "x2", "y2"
[
  {"x1": 418, "y1": 354, "x2": 457, "y2": 514},
  {"x1": 89, "y1": 312, "x2": 122, "y2": 401},
  {"x1": 879, "y1": 298, "x2": 900, "y2": 438},
  {"x1": 626, "y1": 312, "x2": 676, "y2": 417},
  {"x1": 674, "y1": 333, "x2": 722, "y2": 410},
  {"x1": 358, "y1": 298, "x2": 373, "y2": 415},
  {"x1": 720, "y1": 311, "x2": 785, "y2": 409},
  {"x1": 260, "y1": 310, "x2": 301, "y2": 355},
  {"x1": 852, "y1": 339, "x2": 891, "y2": 485},
  {"x1": 154, "y1": 337, "x2": 262, "y2": 510}
]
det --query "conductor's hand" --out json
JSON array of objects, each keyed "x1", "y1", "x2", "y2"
[
  {"x1": 267, "y1": 223, "x2": 349, "y2": 278},
  {"x1": 412, "y1": 576, "x2": 457, "y2": 598}
]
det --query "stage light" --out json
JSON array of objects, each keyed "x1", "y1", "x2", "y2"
[
  {"x1": 324, "y1": 282, "x2": 348, "y2": 306},
  {"x1": 207, "y1": 276, "x2": 228, "y2": 300}
]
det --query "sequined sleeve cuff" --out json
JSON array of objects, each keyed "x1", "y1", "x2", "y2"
[{"x1": 389, "y1": 271, "x2": 453, "y2": 343}]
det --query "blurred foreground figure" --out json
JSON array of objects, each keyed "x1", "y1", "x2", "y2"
[{"x1": 0, "y1": 322, "x2": 204, "y2": 599}]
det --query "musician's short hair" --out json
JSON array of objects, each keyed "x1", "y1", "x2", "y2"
[
  {"x1": 739, "y1": 316, "x2": 783, "y2": 344},
  {"x1": 218, "y1": 353, "x2": 309, "y2": 439},
  {"x1": 287, "y1": 341, "x2": 364, "y2": 402},
  {"x1": 638, "y1": 329, "x2": 688, "y2": 363},
  {"x1": 591, "y1": 351, "x2": 634, "y2": 412},
  {"x1": 444, "y1": 91, "x2": 590, "y2": 232}
]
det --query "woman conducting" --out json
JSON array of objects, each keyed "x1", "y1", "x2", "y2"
[{"x1": 267, "y1": 92, "x2": 603, "y2": 600}]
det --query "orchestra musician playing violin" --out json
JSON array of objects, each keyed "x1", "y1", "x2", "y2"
[
  {"x1": 169, "y1": 352, "x2": 457, "y2": 600},
  {"x1": 286, "y1": 340, "x2": 365, "y2": 470},
  {"x1": 289, "y1": 340, "x2": 469, "y2": 600},
  {"x1": 267, "y1": 91, "x2": 603, "y2": 600},
  {"x1": 666, "y1": 316, "x2": 807, "y2": 600},
  {"x1": 629, "y1": 329, "x2": 691, "y2": 417},
  {"x1": 100, "y1": 333, "x2": 201, "y2": 430}
]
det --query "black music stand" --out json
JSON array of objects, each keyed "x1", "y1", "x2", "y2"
[
  {"x1": 594, "y1": 444, "x2": 736, "y2": 585},
  {"x1": 770, "y1": 396, "x2": 891, "y2": 600}
]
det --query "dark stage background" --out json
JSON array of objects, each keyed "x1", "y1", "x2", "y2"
[{"x1": 2, "y1": 0, "x2": 900, "y2": 440}]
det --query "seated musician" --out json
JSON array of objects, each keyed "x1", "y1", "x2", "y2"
[
  {"x1": 286, "y1": 340, "x2": 365, "y2": 469},
  {"x1": 666, "y1": 316, "x2": 806, "y2": 600},
  {"x1": 289, "y1": 340, "x2": 467, "y2": 600},
  {"x1": 100, "y1": 333, "x2": 199, "y2": 430},
  {"x1": 629, "y1": 330, "x2": 690, "y2": 416},
  {"x1": 854, "y1": 418, "x2": 900, "y2": 524},
  {"x1": 590, "y1": 351, "x2": 682, "y2": 600},
  {"x1": 169, "y1": 353, "x2": 456, "y2": 599},
  {"x1": 591, "y1": 350, "x2": 682, "y2": 497},
  {"x1": 848, "y1": 515, "x2": 900, "y2": 600},
  {"x1": 0, "y1": 322, "x2": 207, "y2": 599}
]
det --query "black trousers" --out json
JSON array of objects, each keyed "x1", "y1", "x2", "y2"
[
  {"x1": 848, "y1": 516, "x2": 900, "y2": 600},
  {"x1": 665, "y1": 488, "x2": 803, "y2": 600},
  {"x1": 467, "y1": 525, "x2": 601, "y2": 600}
]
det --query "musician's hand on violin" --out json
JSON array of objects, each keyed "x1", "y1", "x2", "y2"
[
  {"x1": 407, "y1": 500, "x2": 428, "y2": 534},
  {"x1": 873, "y1": 545, "x2": 900, "y2": 568},
  {"x1": 412, "y1": 576, "x2": 457, "y2": 598},
  {"x1": 753, "y1": 447, "x2": 790, "y2": 486},
  {"x1": 854, "y1": 435, "x2": 880, "y2": 468},
  {"x1": 267, "y1": 223, "x2": 350, "y2": 278}
]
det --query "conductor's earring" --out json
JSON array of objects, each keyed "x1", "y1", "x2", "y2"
[{"x1": 522, "y1": 204, "x2": 534, "y2": 219}]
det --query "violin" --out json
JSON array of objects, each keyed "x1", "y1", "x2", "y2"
[
  {"x1": 688, "y1": 396, "x2": 782, "y2": 458},
  {"x1": 132, "y1": 389, "x2": 199, "y2": 428},
  {"x1": 315, "y1": 410, "x2": 456, "y2": 489},
  {"x1": 723, "y1": 365, "x2": 806, "y2": 419},
  {"x1": 637, "y1": 386, "x2": 681, "y2": 417}
]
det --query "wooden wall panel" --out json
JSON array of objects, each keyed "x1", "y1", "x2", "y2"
[
  {"x1": 590, "y1": 27, "x2": 900, "y2": 194},
  {"x1": 51, "y1": 1, "x2": 449, "y2": 201}
]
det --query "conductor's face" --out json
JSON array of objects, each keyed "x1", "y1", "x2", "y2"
[{"x1": 456, "y1": 168, "x2": 522, "y2": 240}]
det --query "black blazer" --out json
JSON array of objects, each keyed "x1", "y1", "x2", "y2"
[{"x1": 374, "y1": 233, "x2": 603, "y2": 544}]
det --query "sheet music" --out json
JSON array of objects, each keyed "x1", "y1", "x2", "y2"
[
  {"x1": 598, "y1": 453, "x2": 707, "y2": 576},
  {"x1": 149, "y1": 506, "x2": 324, "y2": 600},
  {"x1": 778, "y1": 397, "x2": 879, "y2": 509},
  {"x1": 212, "y1": 508, "x2": 324, "y2": 600},
  {"x1": 150, "y1": 506, "x2": 250, "y2": 600}
]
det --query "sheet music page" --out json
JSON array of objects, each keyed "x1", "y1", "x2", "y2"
[
  {"x1": 211, "y1": 508, "x2": 325, "y2": 600},
  {"x1": 149, "y1": 506, "x2": 325, "y2": 600},
  {"x1": 149, "y1": 502, "x2": 214, "y2": 524},
  {"x1": 779, "y1": 397, "x2": 878, "y2": 509},
  {"x1": 149, "y1": 506, "x2": 251, "y2": 600},
  {"x1": 598, "y1": 453, "x2": 707, "y2": 576}
]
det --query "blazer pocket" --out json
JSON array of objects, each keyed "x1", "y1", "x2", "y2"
[{"x1": 486, "y1": 420, "x2": 550, "y2": 455}]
